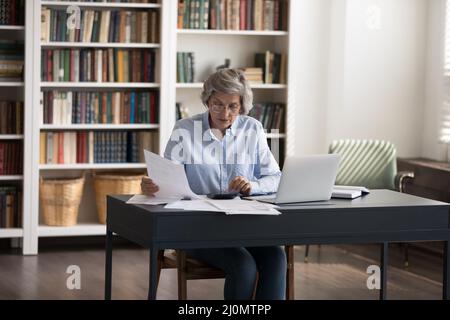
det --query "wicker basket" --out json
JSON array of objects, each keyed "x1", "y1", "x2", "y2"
[
  {"x1": 40, "y1": 176, "x2": 85, "y2": 226},
  {"x1": 93, "y1": 172, "x2": 144, "y2": 224}
]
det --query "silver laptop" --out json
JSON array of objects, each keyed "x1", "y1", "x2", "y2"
[{"x1": 250, "y1": 154, "x2": 341, "y2": 204}]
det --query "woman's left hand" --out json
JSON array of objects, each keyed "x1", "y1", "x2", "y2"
[{"x1": 229, "y1": 176, "x2": 252, "y2": 196}]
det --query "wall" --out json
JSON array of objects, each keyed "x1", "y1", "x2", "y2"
[
  {"x1": 293, "y1": 0, "x2": 429, "y2": 157},
  {"x1": 291, "y1": 0, "x2": 331, "y2": 155},
  {"x1": 421, "y1": 0, "x2": 447, "y2": 161}
]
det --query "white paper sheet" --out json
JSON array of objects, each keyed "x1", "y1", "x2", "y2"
[
  {"x1": 206, "y1": 198, "x2": 281, "y2": 215},
  {"x1": 164, "y1": 197, "x2": 281, "y2": 215},
  {"x1": 126, "y1": 194, "x2": 182, "y2": 205},
  {"x1": 144, "y1": 150, "x2": 200, "y2": 200},
  {"x1": 206, "y1": 198, "x2": 277, "y2": 211},
  {"x1": 165, "y1": 200, "x2": 222, "y2": 211},
  {"x1": 224, "y1": 208, "x2": 281, "y2": 215}
]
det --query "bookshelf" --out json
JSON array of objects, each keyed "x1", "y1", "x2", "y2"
[
  {"x1": 0, "y1": 82, "x2": 24, "y2": 86},
  {"x1": 39, "y1": 163, "x2": 147, "y2": 170},
  {"x1": 40, "y1": 124, "x2": 160, "y2": 130},
  {"x1": 40, "y1": 82, "x2": 160, "y2": 88},
  {"x1": 41, "y1": 42, "x2": 160, "y2": 48},
  {"x1": 0, "y1": 175, "x2": 23, "y2": 181},
  {"x1": 0, "y1": 25, "x2": 25, "y2": 31},
  {"x1": 21, "y1": 0, "x2": 164, "y2": 254},
  {"x1": 0, "y1": 134, "x2": 24, "y2": 139},
  {"x1": 10, "y1": 0, "x2": 296, "y2": 254},
  {"x1": 0, "y1": 0, "x2": 29, "y2": 246},
  {"x1": 176, "y1": 29, "x2": 287, "y2": 36},
  {"x1": 175, "y1": 82, "x2": 286, "y2": 89},
  {"x1": 40, "y1": 1, "x2": 161, "y2": 10},
  {"x1": 38, "y1": 223, "x2": 105, "y2": 237}
]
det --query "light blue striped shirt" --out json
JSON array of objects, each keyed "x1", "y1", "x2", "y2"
[{"x1": 164, "y1": 111, "x2": 281, "y2": 195}]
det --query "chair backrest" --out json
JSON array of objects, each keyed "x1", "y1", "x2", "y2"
[{"x1": 329, "y1": 139, "x2": 397, "y2": 190}]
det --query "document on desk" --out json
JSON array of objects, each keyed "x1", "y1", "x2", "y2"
[
  {"x1": 126, "y1": 194, "x2": 182, "y2": 205},
  {"x1": 165, "y1": 197, "x2": 281, "y2": 215},
  {"x1": 207, "y1": 198, "x2": 280, "y2": 215},
  {"x1": 165, "y1": 199, "x2": 220, "y2": 211}
]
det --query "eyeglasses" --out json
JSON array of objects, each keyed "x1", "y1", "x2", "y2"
[{"x1": 210, "y1": 103, "x2": 241, "y2": 115}]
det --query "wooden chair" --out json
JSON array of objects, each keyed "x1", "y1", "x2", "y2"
[{"x1": 156, "y1": 245, "x2": 295, "y2": 300}]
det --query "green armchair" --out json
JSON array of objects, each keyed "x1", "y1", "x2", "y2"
[{"x1": 304, "y1": 139, "x2": 415, "y2": 266}]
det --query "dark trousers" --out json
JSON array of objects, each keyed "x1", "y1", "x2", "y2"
[{"x1": 185, "y1": 246, "x2": 287, "y2": 300}]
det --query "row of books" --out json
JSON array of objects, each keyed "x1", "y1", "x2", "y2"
[
  {"x1": 0, "y1": 40, "x2": 24, "y2": 82},
  {"x1": 255, "y1": 51, "x2": 286, "y2": 84},
  {"x1": 248, "y1": 103, "x2": 284, "y2": 131},
  {"x1": 174, "y1": 102, "x2": 284, "y2": 131},
  {"x1": 41, "y1": 91, "x2": 158, "y2": 125},
  {"x1": 39, "y1": 131, "x2": 158, "y2": 164},
  {"x1": 41, "y1": 9, "x2": 159, "y2": 43},
  {"x1": 177, "y1": 0, "x2": 288, "y2": 31},
  {"x1": 41, "y1": 49, "x2": 156, "y2": 83},
  {"x1": 0, "y1": 186, "x2": 22, "y2": 228},
  {"x1": 0, "y1": 0, "x2": 24, "y2": 26},
  {"x1": 240, "y1": 67, "x2": 263, "y2": 84},
  {"x1": 42, "y1": 0, "x2": 158, "y2": 3},
  {"x1": 0, "y1": 141, "x2": 22, "y2": 175},
  {"x1": 0, "y1": 101, "x2": 23, "y2": 134},
  {"x1": 176, "y1": 52, "x2": 195, "y2": 83}
]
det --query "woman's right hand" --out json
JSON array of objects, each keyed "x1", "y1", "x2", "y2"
[{"x1": 141, "y1": 176, "x2": 159, "y2": 196}]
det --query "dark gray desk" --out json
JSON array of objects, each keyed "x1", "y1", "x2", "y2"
[{"x1": 105, "y1": 190, "x2": 450, "y2": 300}]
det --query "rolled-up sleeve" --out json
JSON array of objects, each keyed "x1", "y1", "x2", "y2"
[{"x1": 249, "y1": 125, "x2": 281, "y2": 195}]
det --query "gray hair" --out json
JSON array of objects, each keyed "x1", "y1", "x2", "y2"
[{"x1": 200, "y1": 68, "x2": 253, "y2": 115}]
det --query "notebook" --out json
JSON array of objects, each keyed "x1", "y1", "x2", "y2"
[{"x1": 331, "y1": 185, "x2": 370, "y2": 199}]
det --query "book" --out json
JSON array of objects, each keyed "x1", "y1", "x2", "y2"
[{"x1": 331, "y1": 185, "x2": 370, "y2": 199}]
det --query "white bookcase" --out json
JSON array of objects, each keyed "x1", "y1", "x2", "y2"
[
  {"x1": 23, "y1": 0, "x2": 165, "y2": 254},
  {"x1": 0, "y1": 0, "x2": 32, "y2": 247},
  {"x1": 6, "y1": 0, "x2": 296, "y2": 254}
]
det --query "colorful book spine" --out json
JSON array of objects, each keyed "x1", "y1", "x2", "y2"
[
  {"x1": 41, "y1": 49, "x2": 156, "y2": 83},
  {"x1": 39, "y1": 131, "x2": 159, "y2": 165}
]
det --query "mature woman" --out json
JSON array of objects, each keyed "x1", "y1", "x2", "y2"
[{"x1": 141, "y1": 68, "x2": 286, "y2": 300}]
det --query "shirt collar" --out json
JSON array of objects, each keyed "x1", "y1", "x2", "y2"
[{"x1": 203, "y1": 111, "x2": 239, "y2": 138}]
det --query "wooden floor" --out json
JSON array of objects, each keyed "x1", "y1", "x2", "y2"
[{"x1": 0, "y1": 241, "x2": 444, "y2": 300}]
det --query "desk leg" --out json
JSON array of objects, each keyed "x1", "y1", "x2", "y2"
[
  {"x1": 285, "y1": 245, "x2": 295, "y2": 300},
  {"x1": 380, "y1": 242, "x2": 388, "y2": 300},
  {"x1": 105, "y1": 229, "x2": 113, "y2": 300},
  {"x1": 444, "y1": 241, "x2": 449, "y2": 300},
  {"x1": 148, "y1": 248, "x2": 158, "y2": 300}
]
